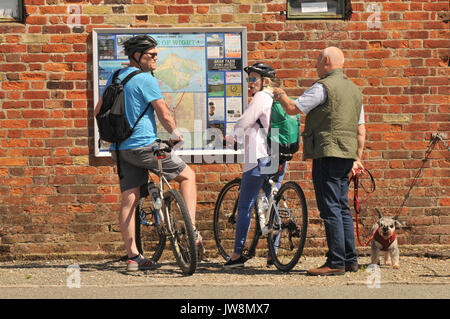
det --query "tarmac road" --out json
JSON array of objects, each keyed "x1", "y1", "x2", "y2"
[{"x1": 1, "y1": 283, "x2": 448, "y2": 299}]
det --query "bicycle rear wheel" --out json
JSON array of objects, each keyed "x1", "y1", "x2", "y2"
[
  {"x1": 135, "y1": 186, "x2": 166, "y2": 263},
  {"x1": 213, "y1": 178, "x2": 260, "y2": 261},
  {"x1": 267, "y1": 181, "x2": 308, "y2": 272},
  {"x1": 164, "y1": 189, "x2": 197, "y2": 275}
]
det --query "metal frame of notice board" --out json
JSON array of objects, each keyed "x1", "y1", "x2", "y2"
[{"x1": 92, "y1": 27, "x2": 247, "y2": 164}]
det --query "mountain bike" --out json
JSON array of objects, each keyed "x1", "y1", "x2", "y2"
[
  {"x1": 213, "y1": 164, "x2": 308, "y2": 272},
  {"x1": 134, "y1": 140, "x2": 197, "y2": 275}
]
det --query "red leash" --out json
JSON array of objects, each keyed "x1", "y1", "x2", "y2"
[{"x1": 350, "y1": 168, "x2": 377, "y2": 247}]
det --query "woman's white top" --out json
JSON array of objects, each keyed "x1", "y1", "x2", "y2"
[{"x1": 231, "y1": 89, "x2": 273, "y2": 172}]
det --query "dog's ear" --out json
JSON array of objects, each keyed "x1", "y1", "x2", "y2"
[{"x1": 375, "y1": 208, "x2": 383, "y2": 219}]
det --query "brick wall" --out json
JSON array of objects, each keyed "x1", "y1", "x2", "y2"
[{"x1": 0, "y1": 0, "x2": 448, "y2": 259}]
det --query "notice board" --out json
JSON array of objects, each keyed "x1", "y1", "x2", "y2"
[{"x1": 92, "y1": 27, "x2": 247, "y2": 162}]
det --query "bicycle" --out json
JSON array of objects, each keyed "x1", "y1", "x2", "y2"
[
  {"x1": 134, "y1": 140, "x2": 197, "y2": 275},
  {"x1": 213, "y1": 163, "x2": 308, "y2": 272}
]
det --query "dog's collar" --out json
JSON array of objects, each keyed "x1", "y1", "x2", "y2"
[{"x1": 374, "y1": 228, "x2": 396, "y2": 251}]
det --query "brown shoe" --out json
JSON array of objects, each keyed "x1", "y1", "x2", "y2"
[
  {"x1": 345, "y1": 264, "x2": 359, "y2": 272},
  {"x1": 306, "y1": 265, "x2": 345, "y2": 276}
]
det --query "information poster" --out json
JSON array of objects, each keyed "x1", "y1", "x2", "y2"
[{"x1": 93, "y1": 28, "x2": 247, "y2": 158}]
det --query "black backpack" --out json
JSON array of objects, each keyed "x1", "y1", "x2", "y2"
[
  {"x1": 96, "y1": 69, "x2": 150, "y2": 144},
  {"x1": 95, "y1": 69, "x2": 151, "y2": 178}
]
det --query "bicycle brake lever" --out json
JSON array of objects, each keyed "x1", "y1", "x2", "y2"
[{"x1": 170, "y1": 140, "x2": 184, "y2": 152}]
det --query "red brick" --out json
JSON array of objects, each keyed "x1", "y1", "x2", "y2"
[
  {"x1": 1, "y1": 82, "x2": 29, "y2": 90},
  {"x1": 39, "y1": 6, "x2": 68, "y2": 14},
  {"x1": 382, "y1": 59, "x2": 409, "y2": 67},
  {"x1": 404, "y1": 12, "x2": 429, "y2": 20},
  {"x1": 424, "y1": 40, "x2": 450, "y2": 48},
  {"x1": 382, "y1": 3, "x2": 409, "y2": 11},
  {"x1": 383, "y1": 40, "x2": 408, "y2": 48},
  {"x1": 23, "y1": 91, "x2": 50, "y2": 99},
  {"x1": 25, "y1": 16, "x2": 47, "y2": 25},
  {"x1": 42, "y1": 44, "x2": 72, "y2": 53},
  {"x1": 382, "y1": 78, "x2": 409, "y2": 86},
  {"x1": 0, "y1": 45, "x2": 27, "y2": 53},
  {"x1": 424, "y1": 3, "x2": 449, "y2": 11},
  {"x1": 21, "y1": 54, "x2": 50, "y2": 63},
  {"x1": 168, "y1": 6, "x2": 194, "y2": 14},
  {"x1": 44, "y1": 63, "x2": 72, "y2": 72}
]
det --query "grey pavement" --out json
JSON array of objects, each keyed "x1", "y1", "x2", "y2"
[{"x1": 0, "y1": 255, "x2": 448, "y2": 299}]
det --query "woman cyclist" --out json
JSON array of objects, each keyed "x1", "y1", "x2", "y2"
[{"x1": 223, "y1": 63, "x2": 285, "y2": 268}]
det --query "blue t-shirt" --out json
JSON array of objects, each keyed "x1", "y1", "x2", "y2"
[{"x1": 104, "y1": 67, "x2": 163, "y2": 150}]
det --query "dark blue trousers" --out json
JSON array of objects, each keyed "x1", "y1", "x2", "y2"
[{"x1": 312, "y1": 157, "x2": 358, "y2": 269}]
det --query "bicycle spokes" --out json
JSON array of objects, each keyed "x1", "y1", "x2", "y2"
[
  {"x1": 268, "y1": 181, "x2": 308, "y2": 272},
  {"x1": 165, "y1": 189, "x2": 197, "y2": 275},
  {"x1": 173, "y1": 227, "x2": 191, "y2": 263}
]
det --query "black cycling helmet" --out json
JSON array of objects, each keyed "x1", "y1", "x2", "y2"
[
  {"x1": 244, "y1": 62, "x2": 276, "y2": 79},
  {"x1": 122, "y1": 35, "x2": 158, "y2": 65}
]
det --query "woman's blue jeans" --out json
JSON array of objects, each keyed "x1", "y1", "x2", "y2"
[
  {"x1": 312, "y1": 157, "x2": 358, "y2": 269},
  {"x1": 234, "y1": 158, "x2": 286, "y2": 254}
]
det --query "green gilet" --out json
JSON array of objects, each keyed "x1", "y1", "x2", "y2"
[{"x1": 301, "y1": 68, "x2": 362, "y2": 160}]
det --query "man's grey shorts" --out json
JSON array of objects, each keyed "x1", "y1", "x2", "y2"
[{"x1": 111, "y1": 141, "x2": 186, "y2": 192}]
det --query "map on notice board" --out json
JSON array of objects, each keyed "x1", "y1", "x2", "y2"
[{"x1": 93, "y1": 28, "x2": 247, "y2": 157}]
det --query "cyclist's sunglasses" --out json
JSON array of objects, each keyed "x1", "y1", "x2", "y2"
[
  {"x1": 144, "y1": 52, "x2": 158, "y2": 59},
  {"x1": 246, "y1": 77, "x2": 261, "y2": 83}
]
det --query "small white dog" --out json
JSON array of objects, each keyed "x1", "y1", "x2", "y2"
[{"x1": 371, "y1": 209, "x2": 402, "y2": 269}]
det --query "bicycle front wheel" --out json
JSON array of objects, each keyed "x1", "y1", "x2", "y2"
[
  {"x1": 267, "y1": 181, "x2": 308, "y2": 272},
  {"x1": 164, "y1": 189, "x2": 197, "y2": 275},
  {"x1": 135, "y1": 189, "x2": 166, "y2": 263},
  {"x1": 213, "y1": 178, "x2": 260, "y2": 261}
]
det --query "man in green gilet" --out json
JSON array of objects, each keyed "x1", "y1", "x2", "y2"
[{"x1": 274, "y1": 47, "x2": 366, "y2": 276}]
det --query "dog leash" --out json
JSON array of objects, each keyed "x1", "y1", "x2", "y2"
[
  {"x1": 350, "y1": 133, "x2": 449, "y2": 246},
  {"x1": 350, "y1": 168, "x2": 377, "y2": 247},
  {"x1": 393, "y1": 133, "x2": 449, "y2": 218}
]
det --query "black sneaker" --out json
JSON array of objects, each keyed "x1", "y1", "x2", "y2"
[{"x1": 223, "y1": 255, "x2": 248, "y2": 269}]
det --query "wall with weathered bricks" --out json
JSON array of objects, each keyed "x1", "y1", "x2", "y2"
[{"x1": 0, "y1": 0, "x2": 448, "y2": 259}]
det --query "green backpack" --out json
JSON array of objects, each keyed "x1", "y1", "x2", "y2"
[{"x1": 257, "y1": 99, "x2": 300, "y2": 162}]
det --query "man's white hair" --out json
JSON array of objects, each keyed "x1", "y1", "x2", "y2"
[{"x1": 322, "y1": 47, "x2": 345, "y2": 67}]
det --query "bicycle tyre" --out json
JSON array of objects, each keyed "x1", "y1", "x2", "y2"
[
  {"x1": 164, "y1": 189, "x2": 197, "y2": 275},
  {"x1": 267, "y1": 181, "x2": 308, "y2": 272},
  {"x1": 135, "y1": 193, "x2": 166, "y2": 263},
  {"x1": 213, "y1": 178, "x2": 260, "y2": 261}
]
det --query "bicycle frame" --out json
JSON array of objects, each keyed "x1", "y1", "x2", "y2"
[
  {"x1": 150, "y1": 151, "x2": 175, "y2": 238},
  {"x1": 264, "y1": 179, "x2": 282, "y2": 236},
  {"x1": 245, "y1": 173, "x2": 300, "y2": 258},
  {"x1": 241, "y1": 176, "x2": 280, "y2": 258}
]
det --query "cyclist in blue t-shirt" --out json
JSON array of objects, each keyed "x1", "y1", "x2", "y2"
[{"x1": 94, "y1": 35, "x2": 203, "y2": 271}]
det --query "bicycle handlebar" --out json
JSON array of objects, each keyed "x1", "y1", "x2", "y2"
[{"x1": 152, "y1": 139, "x2": 184, "y2": 155}]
